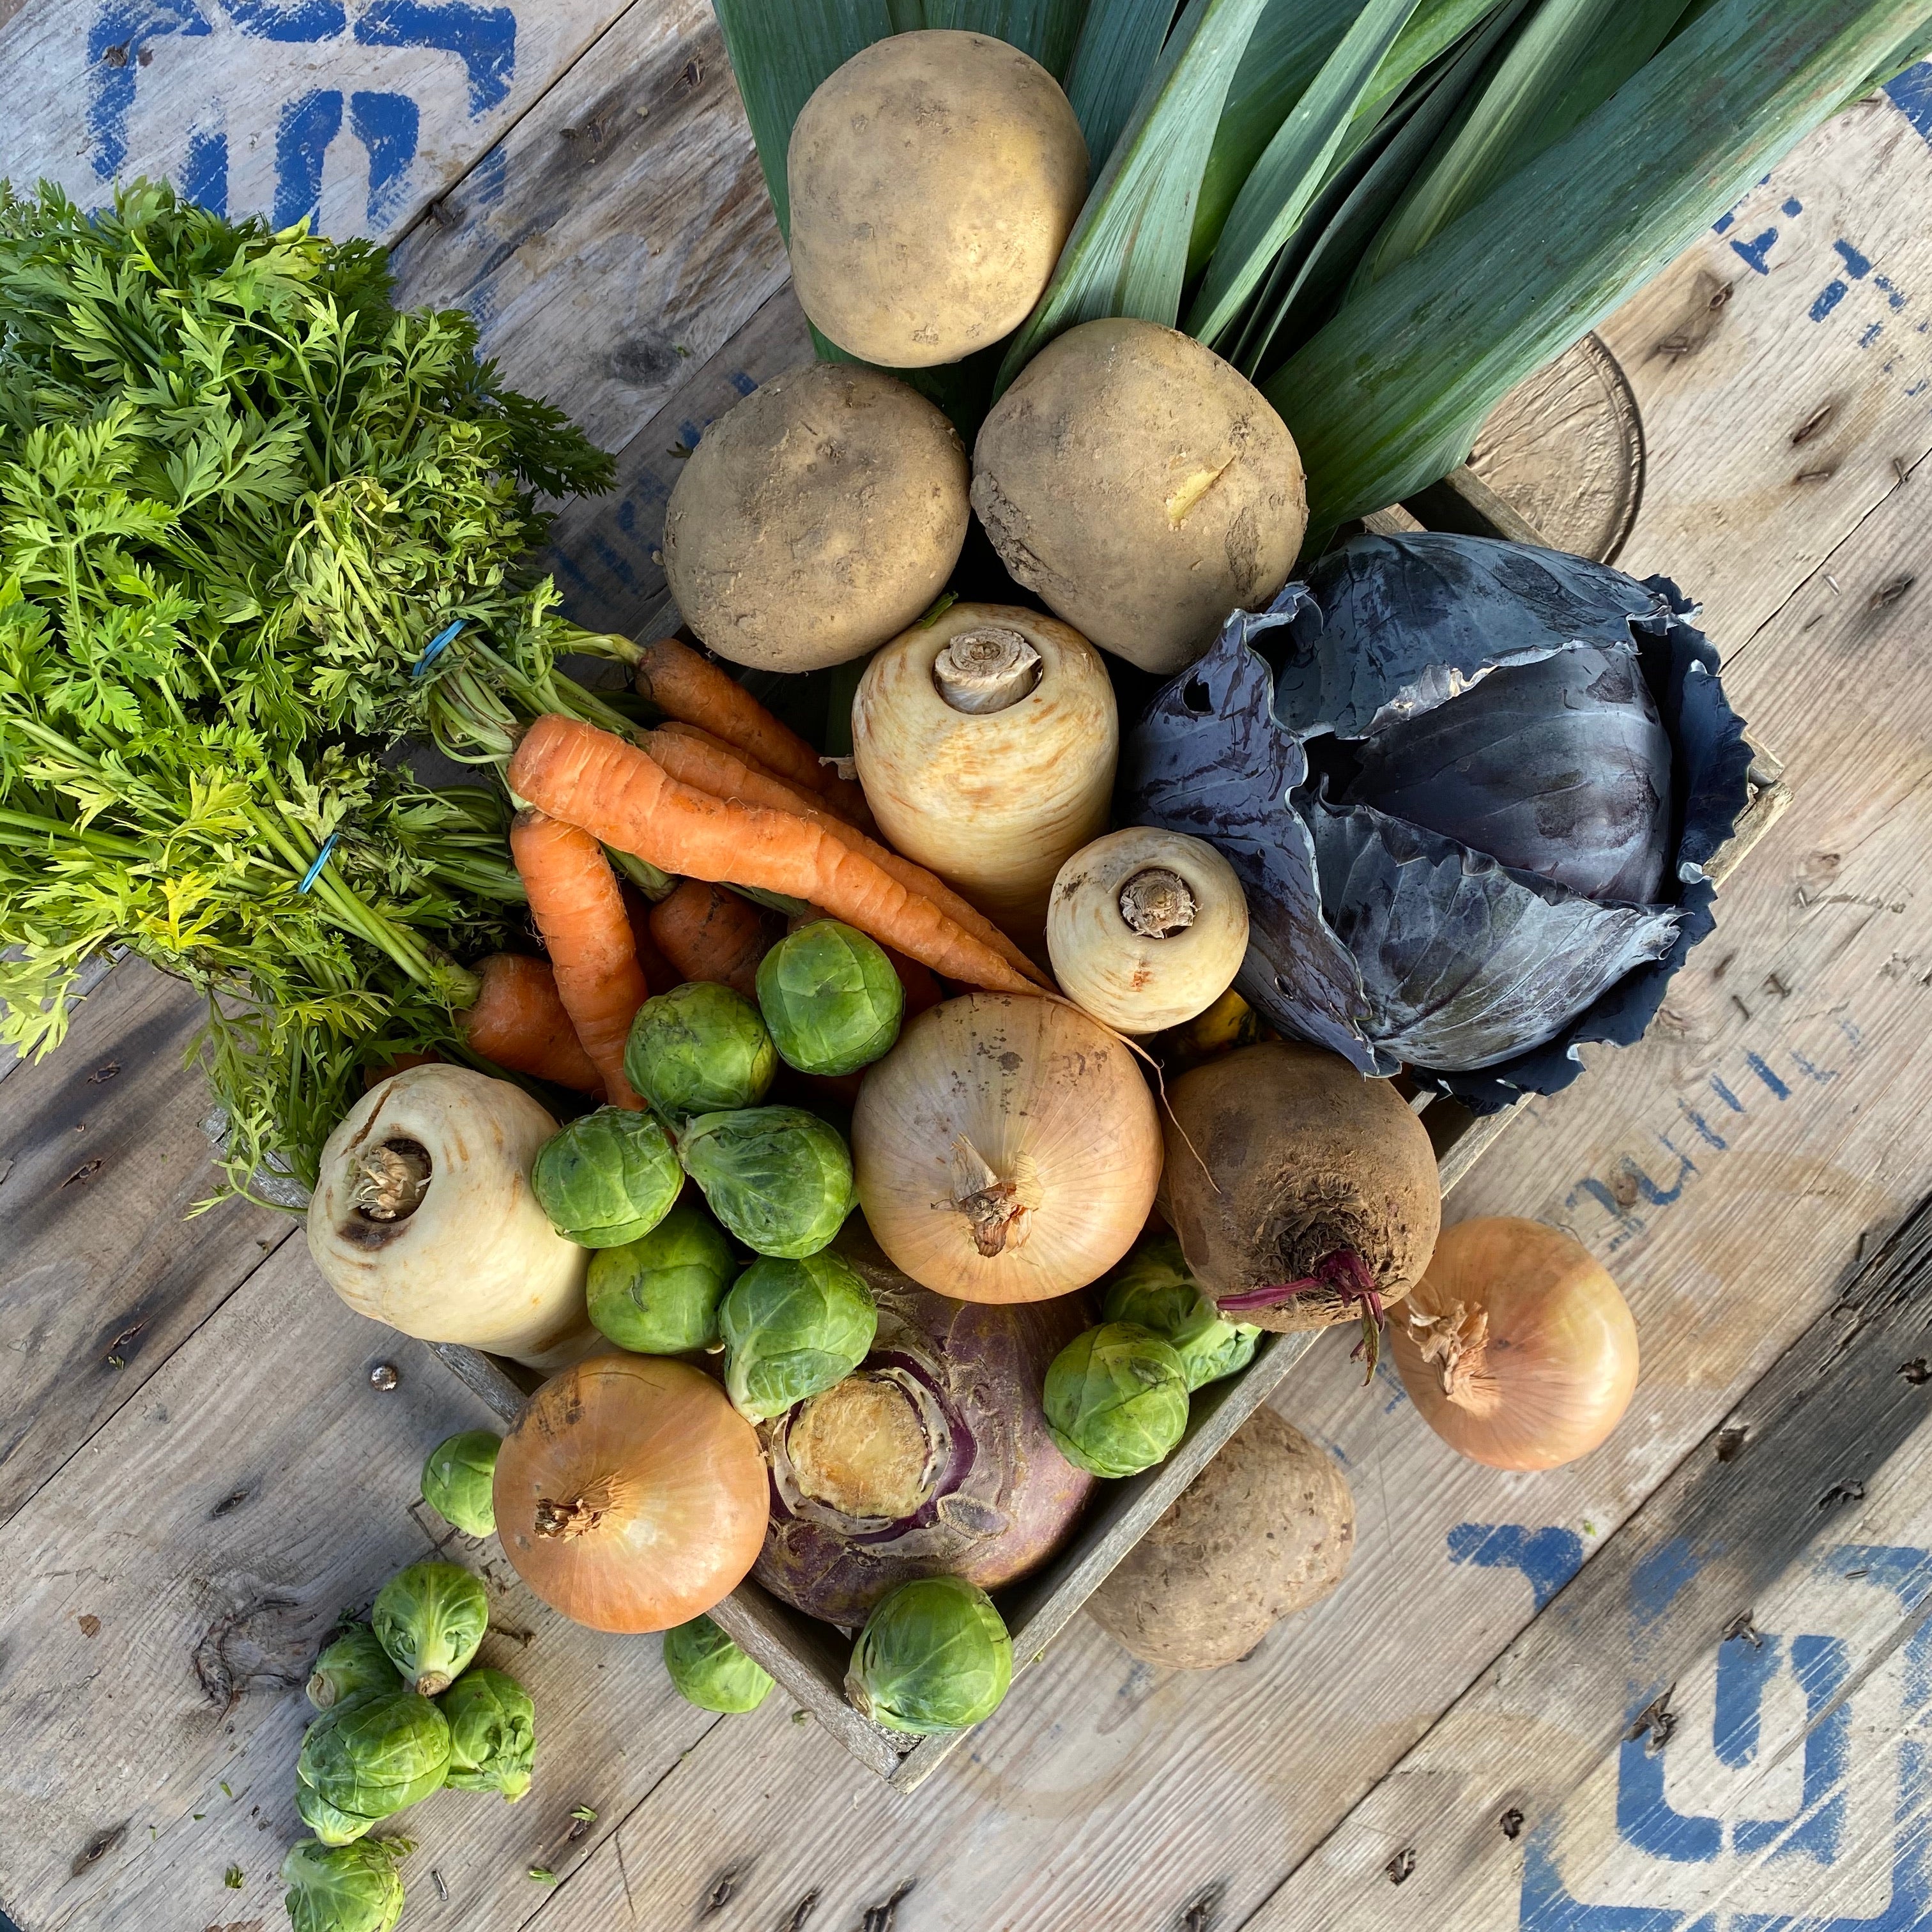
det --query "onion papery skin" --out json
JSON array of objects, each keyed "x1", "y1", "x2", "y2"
[
  {"x1": 494, "y1": 1354, "x2": 767, "y2": 1633},
  {"x1": 1390, "y1": 1217, "x2": 1638, "y2": 1472},
  {"x1": 756, "y1": 1223, "x2": 1094, "y2": 1625},
  {"x1": 852, "y1": 993, "x2": 1163, "y2": 1303}
]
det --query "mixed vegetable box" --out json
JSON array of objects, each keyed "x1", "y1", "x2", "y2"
[{"x1": 2, "y1": 0, "x2": 1906, "y2": 1923}]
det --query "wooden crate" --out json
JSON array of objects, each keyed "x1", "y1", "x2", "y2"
[{"x1": 431, "y1": 467, "x2": 1791, "y2": 1791}]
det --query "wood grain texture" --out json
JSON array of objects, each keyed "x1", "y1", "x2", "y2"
[
  {"x1": 0, "y1": 958, "x2": 292, "y2": 1522},
  {"x1": 0, "y1": 1238, "x2": 723, "y2": 1932}
]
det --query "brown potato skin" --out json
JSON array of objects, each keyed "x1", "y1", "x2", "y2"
[
  {"x1": 663, "y1": 362, "x2": 969, "y2": 673},
  {"x1": 1085, "y1": 1407, "x2": 1353, "y2": 1669},
  {"x1": 786, "y1": 31, "x2": 1088, "y2": 368},
  {"x1": 972, "y1": 318, "x2": 1308, "y2": 674},
  {"x1": 1161, "y1": 1041, "x2": 1439, "y2": 1333}
]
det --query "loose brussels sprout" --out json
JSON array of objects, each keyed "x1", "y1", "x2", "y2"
[
  {"x1": 721, "y1": 1251, "x2": 877, "y2": 1422},
  {"x1": 280, "y1": 1836, "x2": 410, "y2": 1932},
  {"x1": 438, "y1": 1666, "x2": 535, "y2": 1801},
  {"x1": 625, "y1": 982, "x2": 778, "y2": 1118},
  {"x1": 680, "y1": 1107, "x2": 855, "y2": 1259},
  {"x1": 296, "y1": 1690, "x2": 451, "y2": 1843},
  {"x1": 1043, "y1": 1322, "x2": 1191, "y2": 1478},
  {"x1": 845, "y1": 1575, "x2": 1013, "y2": 1734},
  {"x1": 372, "y1": 1561, "x2": 489, "y2": 1696},
  {"x1": 531, "y1": 1107, "x2": 682, "y2": 1247},
  {"x1": 1101, "y1": 1238, "x2": 1262, "y2": 1393},
  {"x1": 662, "y1": 1614, "x2": 774, "y2": 1713},
  {"x1": 756, "y1": 921, "x2": 905, "y2": 1077},
  {"x1": 420, "y1": 1430, "x2": 501, "y2": 1538},
  {"x1": 586, "y1": 1204, "x2": 736, "y2": 1354},
  {"x1": 307, "y1": 1623, "x2": 403, "y2": 1712}
]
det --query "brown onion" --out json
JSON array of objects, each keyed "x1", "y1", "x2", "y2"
[
  {"x1": 1390, "y1": 1217, "x2": 1638, "y2": 1471},
  {"x1": 494, "y1": 1354, "x2": 767, "y2": 1632}
]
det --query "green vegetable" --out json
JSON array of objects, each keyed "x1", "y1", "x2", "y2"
[
  {"x1": 624, "y1": 982, "x2": 779, "y2": 1118},
  {"x1": 1101, "y1": 1237, "x2": 1261, "y2": 1392},
  {"x1": 1043, "y1": 1322, "x2": 1191, "y2": 1477},
  {"x1": 586, "y1": 1204, "x2": 737, "y2": 1354},
  {"x1": 662, "y1": 1614, "x2": 775, "y2": 1712},
  {"x1": 845, "y1": 1576, "x2": 1013, "y2": 1734},
  {"x1": 296, "y1": 1690, "x2": 451, "y2": 1843},
  {"x1": 756, "y1": 921, "x2": 904, "y2": 1077},
  {"x1": 531, "y1": 1107, "x2": 683, "y2": 1247},
  {"x1": 280, "y1": 1836, "x2": 410, "y2": 1932},
  {"x1": 438, "y1": 1666, "x2": 535, "y2": 1802},
  {"x1": 680, "y1": 1107, "x2": 855, "y2": 1259},
  {"x1": 307, "y1": 1625, "x2": 404, "y2": 1712},
  {"x1": 0, "y1": 181, "x2": 640, "y2": 1208},
  {"x1": 371, "y1": 1562, "x2": 489, "y2": 1696},
  {"x1": 720, "y1": 1252, "x2": 877, "y2": 1422},
  {"x1": 420, "y1": 1431, "x2": 502, "y2": 1539}
]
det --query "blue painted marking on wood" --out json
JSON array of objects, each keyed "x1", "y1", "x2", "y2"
[
  {"x1": 1886, "y1": 61, "x2": 1932, "y2": 147},
  {"x1": 1731, "y1": 229, "x2": 1779, "y2": 275},
  {"x1": 1712, "y1": 1628, "x2": 1781, "y2": 1768},
  {"x1": 589, "y1": 533, "x2": 638, "y2": 592},
  {"x1": 88, "y1": 0, "x2": 211, "y2": 180},
  {"x1": 469, "y1": 143, "x2": 510, "y2": 209},
  {"x1": 678, "y1": 420, "x2": 705, "y2": 452},
  {"x1": 274, "y1": 89, "x2": 343, "y2": 229},
  {"x1": 1788, "y1": 1050, "x2": 1836, "y2": 1084},
  {"x1": 730, "y1": 371, "x2": 759, "y2": 396},
  {"x1": 180, "y1": 123, "x2": 227, "y2": 213},
  {"x1": 355, "y1": 0, "x2": 515, "y2": 116},
  {"x1": 1677, "y1": 1105, "x2": 1728, "y2": 1152},
  {"x1": 1834, "y1": 240, "x2": 1873, "y2": 279},
  {"x1": 1570, "y1": 1177, "x2": 1646, "y2": 1251},
  {"x1": 1745, "y1": 1053, "x2": 1792, "y2": 1101},
  {"x1": 1710, "y1": 1075, "x2": 1746, "y2": 1113},
  {"x1": 1713, "y1": 211, "x2": 1736, "y2": 235},
  {"x1": 226, "y1": 0, "x2": 346, "y2": 37},
  {"x1": 348, "y1": 91, "x2": 420, "y2": 227},
  {"x1": 1873, "y1": 274, "x2": 1908, "y2": 312},
  {"x1": 1813, "y1": 280, "x2": 1850, "y2": 322},
  {"x1": 615, "y1": 498, "x2": 636, "y2": 535},
  {"x1": 1446, "y1": 1523, "x2": 1584, "y2": 1613},
  {"x1": 1864, "y1": 323, "x2": 1887, "y2": 349},
  {"x1": 1782, "y1": 198, "x2": 1804, "y2": 217},
  {"x1": 1617, "y1": 1721, "x2": 1724, "y2": 1864},
  {"x1": 1632, "y1": 1537, "x2": 1702, "y2": 1628}
]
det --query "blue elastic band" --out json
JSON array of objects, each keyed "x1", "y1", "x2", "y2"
[
  {"x1": 411, "y1": 618, "x2": 466, "y2": 680},
  {"x1": 298, "y1": 831, "x2": 342, "y2": 894}
]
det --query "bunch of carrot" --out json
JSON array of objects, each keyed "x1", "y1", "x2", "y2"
[{"x1": 461, "y1": 637, "x2": 1046, "y2": 1110}]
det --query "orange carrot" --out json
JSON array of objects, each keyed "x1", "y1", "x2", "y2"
[
  {"x1": 642, "y1": 724, "x2": 1048, "y2": 989},
  {"x1": 632, "y1": 637, "x2": 872, "y2": 827},
  {"x1": 510, "y1": 809, "x2": 650, "y2": 1108},
  {"x1": 618, "y1": 878, "x2": 679, "y2": 992},
  {"x1": 650, "y1": 881, "x2": 774, "y2": 1002},
  {"x1": 509, "y1": 716, "x2": 1040, "y2": 997},
  {"x1": 457, "y1": 955, "x2": 603, "y2": 1093}
]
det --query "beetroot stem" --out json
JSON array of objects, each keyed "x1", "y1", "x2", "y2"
[{"x1": 1215, "y1": 1250, "x2": 1385, "y2": 1384}]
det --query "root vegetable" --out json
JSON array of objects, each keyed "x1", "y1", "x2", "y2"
[
  {"x1": 785, "y1": 31, "x2": 1087, "y2": 368},
  {"x1": 972, "y1": 318, "x2": 1308, "y2": 674},
  {"x1": 661, "y1": 363, "x2": 969, "y2": 673},
  {"x1": 1047, "y1": 827, "x2": 1248, "y2": 1033},
  {"x1": 852, "y1": 600, "x2": 1117, "y2": 947},
  {"x1": 1161, "y1": 1042, "x2": 1439, "y2": 1361},
  {"x1": 1391, "y1": 1216, "x2": 1639, "y2": 1471},
  {"x1": 1085, "y1": 1406, "x2": 1353, "y2": 1669},
  {"x1": 457, "y1": 954, "x2": 602, "y2": 1094},
  {"x1": 648, "y1": 880, "x2": 774, "y2": 1002},
  {"x1": 305, "y1": 1066, "x2": 593, "y2": 1368},
  {"x1": 854, "y1": 993, "x2": 1163, "y2": 1303}
]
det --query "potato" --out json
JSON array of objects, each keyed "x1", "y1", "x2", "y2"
[
  {"x1": 662, "y1": 362, "x2": 969, "y2": 673},
  {"x1": 972, "y1": 318, "x2": 1308, "y2": 674},
  {"x1": 1085, "y1": 1407, "x2": 1353, "y2": 1669},
  {"x1": 786, "y1": 31, "x2": 1088, "y2": 368}
]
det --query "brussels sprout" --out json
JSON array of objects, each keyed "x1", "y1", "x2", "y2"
[
  {"x1": 586, "y1": 1205, "x2": 736, "y2": 1354},
  {"x1": 307, "y1": 1624, "x2": 403, "y2": 1712},
  {"x1": 296, "y1": 1690, "x2": 451, "y2": 1842},
  {"x1": 756, "y1": 921, "x2": 905, "y2": 1077},
  {"x1": 372, "y1": 1562, "x2": 489, "y2": 1696},
  {"x1": 1101, "y1": 1238, "x2": 1261, "y2": 1393},
  {"x1": 662, "y1": 1614, "x2": 774, "y2": 1713},
  {"x1": 721, "y1": 1251, "x2": 877, "y2": 1422},
  {"x1": 680, "y1": 1107, "x2": 855, "y2": 1259},
  {"x1": 531, "y1": 1107, "x2": 682, "y2": 1247},
  {"x1": 438, "y1": 1666, "x2": 535, "y2": 1802},
  {"x1": 280, "y1": 1836, "x2": 410, "y2": 1932},
  {"x1": 624, "y1": 982, "x2": 778, "y2": 1118},
  {"x1": 420, "y1": 1430, "x2": 501, "y2": 1538},
  {"x1": 1042, "y1": 1323, "x2": 1190, "y2": 1478},
  {"x1": 845, "y1": 1575, "x2": 1013, "y2": 1735}
]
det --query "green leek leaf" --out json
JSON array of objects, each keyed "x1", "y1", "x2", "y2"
[
  {"x1": 1187, "y1": 0, "x2": 1424, "y2": 346},
  {"x1": 1067, "y1": 0, "x2": 1186, "y2": 166},
  {"x1": 906, "y1": 0, "x2": 1092, "y2": 77},
  {"x1": 995, "y1": 0, "x2": 1272, "y2": 390},
  {"x1": 1267, "y1": 0, "x2": 1932, "y2": 532}
]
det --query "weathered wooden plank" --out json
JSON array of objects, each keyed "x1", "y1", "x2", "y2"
[
  {"x1": 1596, "y1": 94, "x2": 1932, "y2": 642},
  {"x1": 0, "y1": 0, "x2": 631, "y2": 245},
  {"x1": 0, "y1": 958, "x2": 292, "y2": 1523},
  {"x1": 1237, "y1": 1192, "x2": 1932, "y2": 1931},
  {"x1": 387, "y1": 0, "x2": 790, "y2": 459},
  {"x1": 0, "y1": 1237, "x2": 721, "y2": 1932}
]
